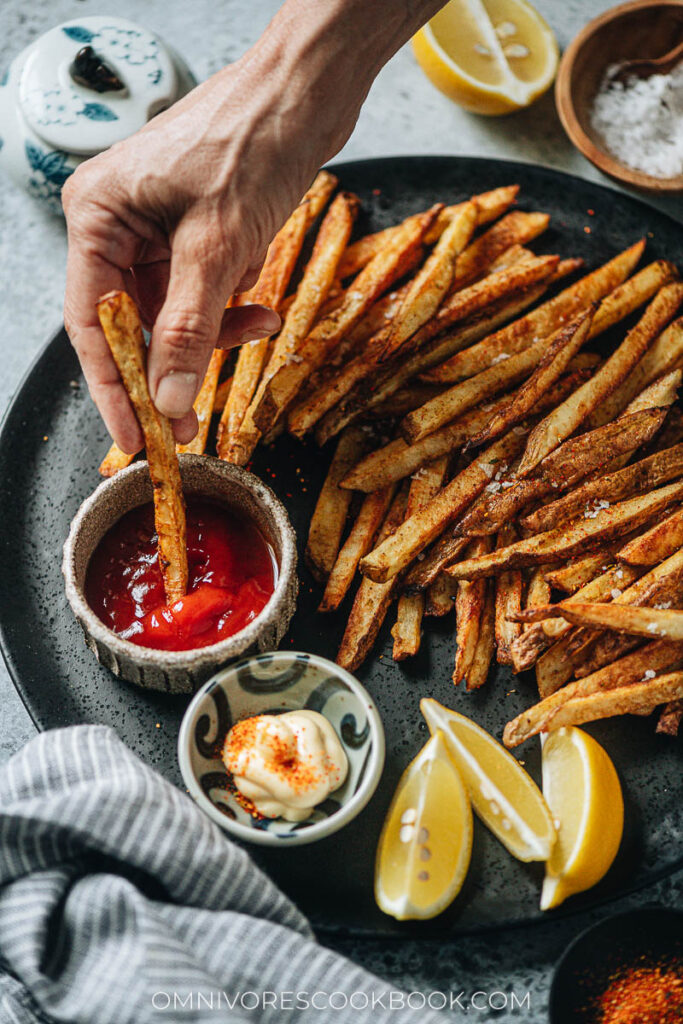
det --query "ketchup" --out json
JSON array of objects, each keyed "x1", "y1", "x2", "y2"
[{"x1": 86, "y1": 499, "x2": 277, "y2": 652}]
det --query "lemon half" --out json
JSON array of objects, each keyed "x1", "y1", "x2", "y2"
[
  {"x1": 413, "y1": 0, "x2": 559, "y2": 115},
  {"x1": 375, "y1": 730, "x2": 473, "y2": 920},
  {"x1": 541, "y1": 727, "x2": 624, "y2": 911}
]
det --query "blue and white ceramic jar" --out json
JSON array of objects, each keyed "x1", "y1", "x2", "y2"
[{"x1": 0, "y1": 16, "x2": 196, "y2": 214}]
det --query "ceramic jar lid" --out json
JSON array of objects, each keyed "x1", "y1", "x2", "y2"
[{"x1": 19, "y1": 18, "x2": 181, "y2": 157}]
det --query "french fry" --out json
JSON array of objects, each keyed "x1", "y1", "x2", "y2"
[
  {"x1": 445, "y1": 479, "x2": 683, "y2": 581},
  {"x1": 422, "y1": 241, "x2": 646, "y2": 385},
  {"x1": 534, "y1": 629, "x2": 586, "y2": 697},
  {"x1": 318, "y1": 485, "x2": 395, "y2": 612},
  {"x1": 523, "y1": 434, "x2": 683, "y2": 536},
  {"x1": 426, "y1": 574, "x2": 459, "y2": 617},
  {"x1": 516, "y1": 598, "x2": 683, "y2": 640},
  {"x1": 510, "y1": 623, "x2": 551, "y2": 674},
  {"x1": 450, "y1": 210, "x2": 550, "y2": 289},
  {"x1": 525, "y1": 568, "x2": 551, "y2": 628},
  {"x1": 404, "y1": 533, "x2": 470, "y2": 593},
  {"x1": 255, "y1": 206, "x2": 441, "y2": 437},
  {"x1": 305, "y1": 426, "x2": 367, "y2": 581},
  {"x1": 504, "y1": 641, "x2": 683, "y2": 746},
  {"x1": 315, "y1": 284, "x2": 551, "y2": 445},
  {"x1": 656, "y1": 700, "x2": 683, "y2": 735},
  {"x1": 337, "y1": 185, "x2": 519, "y2": 279},
  {"x1": 453, "y1": 536, "x2": 491, "y2": 684},
  {"x1": 617, "y1": 504, "x2": 683, "y2": 565},
  {"x1": 518, "y1": 671, "x2": 683, "y2": 733},
  {"x1": 337, "y1": 486, "x2": 408, "y2": 672},
  {"x1": 494, "y1": 524, "x2": 523, "y2": 664},
  {"x1": 360, "y1": 428, "x2": 527, "y2": 583},
  {"x1": 235, "y1": 191, "x2": 360, "y2": 455},
  {"x1": 218, "y1": 173, "x2": 337, "y2": 462},
  {"x1": 466, "y1": 580, "x2": 496, "y2": 690},
  {"x1": 96, "y1": 291, "x2": 187, "y2": 604},
  {"x1": 544, "y1": 549, "x2": 621, "y2": 593},
  {"x1": 380, "y1": 200, "x2": 479, "y2": 362},
  {"x1": 541, "y1": 562, "x2": 644, "y2": 639},
  {"x1": 177, "y1": 349, "x2": 227, "y2": 455},
  {"x1": 463, "y1": 307, "x2": 595, "y2": 451},
  {"x1": 212, "y1": 376, "x2": 232, "y2": 414},
  {"x1": 99, "y1": 443, "x2": 134, "y2": 477},
  {"x1": 516, "y1": 282, "x2": 683, "y2": 476}
]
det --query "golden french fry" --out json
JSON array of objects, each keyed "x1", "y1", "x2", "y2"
[
  {"x1": 318, "y1": 485, "x2": 395, "y2": 612},
  {"x1": 504, "y1": 641, "x2": 683, "y2": 746},
  {"x1": 426, "y1": 573, "x2": 459, "y2": 617},
  {"x1": 391, "y1": 593, "x2": 425, "y2": 660},
  {"x1": 212, "y1": 376, "x2": 232, "y2": 414},
  {"x1": 404, "y1": 533, "x2": 470, "y2": 593},
  {"x1": 656, "y1": 700, "x2": 683, "y2": 736},
  {"x1": 463, "y1": 307, "x2": 595, "y2": 451},
  {"x1": 177, "y1": 349, "x2": 227, "y2": 456},
  {"x1": 336, "y1": 486, "x2": 408, "y2": 672},
  {"x1": 527, "y1": 671, "x2": 683, "y2": 732},
  {"x1": 541, "y1": 562, "x2": 644, "y2": 639},
  {"x1": 517, "y1": 598, "x2": 683, "y2": 639},
  {"x1": 446, "y1": 479, "x2": 683, "y2": 581},
  {"x1": 510, "y1": 623, "x2": 551, "y2": 674},
  {"x1": 305, "y1": 426, "x2": 367, "y2": 581},
  {"x1": 534, "y1": 629, "x2": 585, "y2": 698},
  {"x1": 423, "y1": 241, "x2": 645, "y2": 385},
  {"x1": 235, "y1": 191, "x2": 360, "y2": 455},
  {"x1": 525, "y1": 568, "x2": 551, "y2": 629},
  {"x1": 450, "y1": 210, "x2": 550, "y2": 289},
  {"x1": 617, "y1": 504, "x2": 683, "y2": 566},
  {"x1": 453, "y1": 536, "x2": 491, "y2": 684},
  {"x1": 97, "y1": 290, "x2": 187, "y2": 604},
  {"x1": 494, "y1": 524, "x2": 523, "y2": 665},
  {"x1": 218, "y1": 174, "x2": 337, "y2": 463},
  {"x1": 360, "y1": 429, "x2": 527, "y2": 583},
  {"x1": 256, "y1": 206, "x2": 441, "y2": 439},
  {"x1": 466, "y1": 580, "x2": 496, "y2": 690},
  {"x1": 337, "y1": 185, "x2": 520, "y2": 279},
  {"x1": 544, "y1": 549, "x2": 621, "y2": 593},
  {"x1": 99, "y1": 442, "x2": 134, "y2": 478},
  {"x1": 517, "y1": 282, "x2": 683, "y2": 476}
]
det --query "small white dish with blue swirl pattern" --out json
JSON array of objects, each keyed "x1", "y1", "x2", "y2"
[{"x1": 178, "y1": 651, "x2": 385, "y2": 847}]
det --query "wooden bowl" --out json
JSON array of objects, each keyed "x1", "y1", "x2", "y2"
[{"x1": 555, "y1": 0, "x2": 683, "y2": 193}]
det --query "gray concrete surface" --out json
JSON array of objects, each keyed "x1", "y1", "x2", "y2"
[{"x1": 0, "y1": 2, "x2": 680, "y2": 1019}]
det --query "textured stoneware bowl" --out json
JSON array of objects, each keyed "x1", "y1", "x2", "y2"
[
  {"x1": 177, "y1": 651, "x2": 386, "y2": 847},
  {"x1": 62, "y1": 455, "x2": 298, "y2": 694}
]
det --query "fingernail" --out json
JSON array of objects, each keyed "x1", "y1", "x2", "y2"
[
  {"x1": 154, "y1": 371, "x2": 199, "y2": 418},
  {"x1": 241, "y1": 328, "x2": 271, "y2": 343}
]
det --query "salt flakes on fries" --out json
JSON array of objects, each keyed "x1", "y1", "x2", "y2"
[{"x1": 99, "y1": 171, "x2": 683, "y2": 743}]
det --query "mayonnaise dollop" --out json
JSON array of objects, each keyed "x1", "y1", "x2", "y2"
[{"x1": 222, "y1": 710, "x2": 349, "y2": 821}]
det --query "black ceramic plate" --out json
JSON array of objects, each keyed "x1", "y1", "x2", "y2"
[{"x1": 1, "y1": 157, "x2": 682, "y2": 939}]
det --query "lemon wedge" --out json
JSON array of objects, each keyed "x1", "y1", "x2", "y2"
[
  {"x1": 541, "y1": 727, "x2": 624, "y2": 911},
  {"x1": 413, "y1": 0, "x2": 559, "y2": 115},
  {"x1": 420, "y1": 698, "x2": 555, "y2": 861},
  {"x1": 375, "y1": 730, "x2": 473, "y2": 920}
]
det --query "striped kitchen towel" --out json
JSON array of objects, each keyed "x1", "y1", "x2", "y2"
[{"x1": 0, "y1": 726, "x2": 446, "y2": 1024}]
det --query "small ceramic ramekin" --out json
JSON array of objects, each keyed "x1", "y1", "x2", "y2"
[
  {"x1": 177, "y1": 651, "x2": 386, "y2": 846},
  {"x1": 62, "y1": 455, "x2": 298, "y2": 694}
]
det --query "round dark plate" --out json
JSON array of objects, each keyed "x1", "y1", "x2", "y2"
[
  {"x1": 549, "y1": 906, "x2": 683, "y2": 1023},
  {"x1": 0, "y1": 157, "x2": 682, "y2": 938}
]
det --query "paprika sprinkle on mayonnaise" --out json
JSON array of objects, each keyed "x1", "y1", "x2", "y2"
[
  {"x1": 222, "y1": 711, "x2": 348, "y2": 822},
  {"x1": 86, "y1": 498, "x2": 276, "y2": 651},
  {"x1": 596, "y1": 959, "x2": 683, "y2": 1024}
]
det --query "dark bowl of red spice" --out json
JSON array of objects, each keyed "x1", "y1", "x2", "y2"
[
  {"x1": 549, "y1": 906, "x2": 683, "y2": 1024},
  {"x1": 62, "y1": 454, "x2": 298, "y2": 694}
]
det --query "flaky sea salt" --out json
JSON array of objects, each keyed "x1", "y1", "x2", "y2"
[
  {"x1": 644, "y1": 670, "x2": 656, "y2": 680},
  {"x1": 590, "y1": 61, "x2": 683, "y2": 179}
]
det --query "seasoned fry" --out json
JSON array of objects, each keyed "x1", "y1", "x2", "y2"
[
  {"x1": 319, "y1": 485, "x2": 394, "y2": 612},
  {"x1": 521, "y1": 671, "x2": 683, "y2": 732},
  {"x1": 542, "y1": 562, "x2": 644, "y2": 639},
  {"x1": 218, "y1": 177, "x2": 337, "y2": 462},
  {"x1": 617, "y1": 504, "x2": 683, "y2": 565},
  {"x1": 534, "y1": 630, "x2": 585, "y2": 697},
  {"x1": 451, "y1": 210, "x2": 550, "y2": 289},
  {"x1": 99, "y1": 443, "x2": 134, "y2": 478},
  {"x1": 337, "y1": 185, "x2": 519, "y2": 279},
  {"x1": 236, "y1": 191, "x2": 360, "y2": 455},
  {"x1": 516, "y1": 600, "x2": 683, "y2": 640},
  {"x1": 255, "y1": 206, "x2": 440, "y2": 437},
  {"x1": 391, "y1": 593, "x2": 425, "y2": 660},
  {"x1": 453, "y1": 537, "x2": 492, "y2": 684},
  {"x1": 510, "y1": 623, "x2": 551, "y2": 674},
  {"x1": 305, "y1": 426, "x2": 366, "y2": 581},
  {"x1": 517, "y1": 282, "x2": 683, "y2": 476},
  {"x1": 404, "y1": 533, "x2": 470, "y2": 593},
  {"x1": 97, "y1": 290, "x2": 187, "y2": 604},
  {"x1": 523, "y1": 434, "x2": 683, "y2": 536},
  {"x1": 360, "y1": 429, "x2": 527, "y2": 583},
  {"x1": 494, "y1": 524, "x2": 523, "y2": 664},
  {"x1": 463, "y1": 307, "x2": 595, "y2": 451},
  {"x1": 466, "y1": 580, "x2": 496, "y2": 690},
  {"x1": 337, "y1": 486, "x2": 408, "y2": 672},
  {"x1": 445, "y1": 480, "x2": 683, "y2": 580},
  {"x1": 525, "y1": 568, "x2": 551, "y2": 626},
  {"x1": 178, "y1": 349, "x2": 227, "y2": 456},
  {"x1": 657, "y1": 700, "x2": 683, "y2": 735},
  {"x1": 212, "y1": 376, "x2": 232, "y2": 414},
  {"x1": 504, "y1": 642, "x2": 683, "y2": 746},
  {"x1": 423, "y1": 241, "x2": 645, "y2": 385},
  {"x1": 426, "y1": 574, "x2": 459, "y2": 617}
]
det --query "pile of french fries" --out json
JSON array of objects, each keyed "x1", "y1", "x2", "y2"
[{"x1": 99, "y1": 170, "x2": 683, "y2": 745}]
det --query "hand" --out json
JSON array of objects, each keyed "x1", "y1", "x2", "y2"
[{"x1": 62, "y1": 0, "x2": 444, "y2": 452}]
